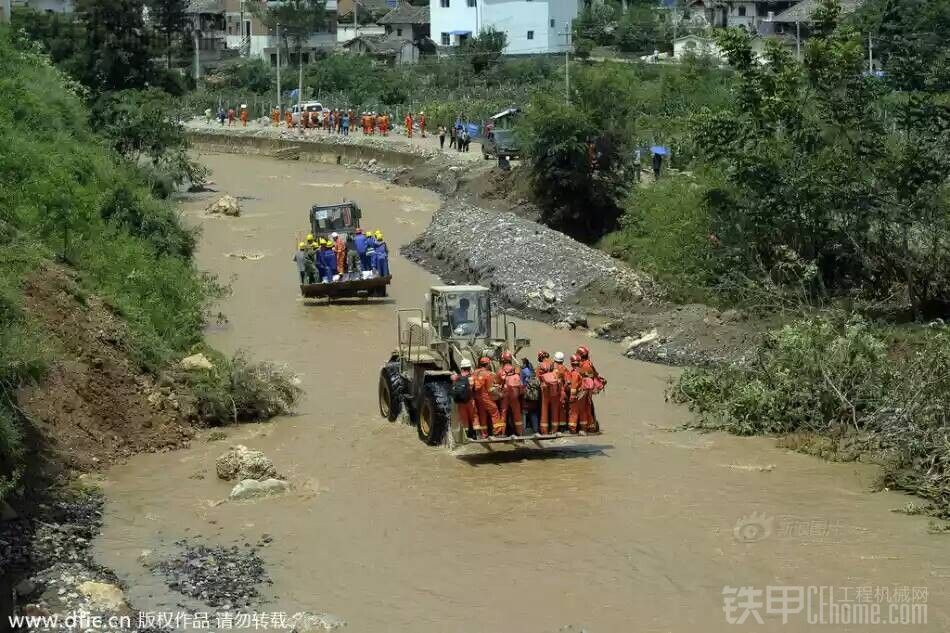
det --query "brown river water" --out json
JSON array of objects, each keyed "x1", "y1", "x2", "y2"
[{"x1": 94, "y1": 152, "x2": 947, "y2": 632}]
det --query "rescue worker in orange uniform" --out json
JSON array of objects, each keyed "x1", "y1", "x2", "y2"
[
  {"x1": 553, "y1": 351, "x2": 571, "y2": 432},
  {"x1": 419, "y1": 111, "x2": 426, "y2": 138},
  {"x1": 473, "y1": 356, "x2": 502, "y2": 436},
  {"x1": 567, "y1": 354, "x2": 591, "y2": 434},
  {"x1": 452, "y1": 359, "x2": 484, "y2": 439},
  {"x1": 496, "y1": 351, "x2": 524, "y2": 436},
  {"x1": 404, "y1": 113, "x2": 413, "y2": 138},
  {"x1": 369, "y1": 112, "x2": 377, "y2": 135},
  {"x1": 536, "y1": 351, "x2": 560, "y2": 434},
  {"x1": 331, "y1": 231, "x2": 346, "y2": 275},
  {"x1": 285, "y1": 110, "x2": 293, "y2": 127},
  {"x1": 271, "y1": 108, "x2": 280, "y2": 126},
  {"x1": 576, "y1": 346, "x2": 604, "y2": 432},
  {"x1": 240, "y1": 106, "x2": 248, "y2": 127},
  {"x1": 380, "y1": 113, "x2": 389, "y2": 136}
]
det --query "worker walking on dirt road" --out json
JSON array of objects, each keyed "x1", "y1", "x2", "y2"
[
  {"x1": 452, "y1": 359, "x2": 485, "y2": 439},
  {"x1": 497, "y1": 351, "x2": 524, "y2": 436},
  {"x1": 537, "y1": 351, "x2": 561, "y2": 434},
  {"x1": 473, "y1": 357, "x2": 502, "y2": 436}
]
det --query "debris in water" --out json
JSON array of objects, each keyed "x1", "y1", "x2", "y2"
[
  {"x1": 152, "y1": 541, "x2": 270, "y2": 608},
  {"x1": 722, "y1": 463, "x2": 775, "y2": 472}
]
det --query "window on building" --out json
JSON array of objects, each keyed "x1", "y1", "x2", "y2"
[
  {"x1": 550, "y1": 18, "x2": 555, "y2": 27},
  {"x1": 440, "y1": 0, "x2": 449, "y2": 6},
  {"x1": 468, "y1": 0, "x2": 476, "y2": 6},
  {"x1": 270, "y1": 53, "x2": 278, "y2": 65},
  {"x1": 397, "y1": 27, "x2": 403, "y2": 36},
  {"x1": 737, "y1": 5, "x2": 746, "y2": 15},
  {"x1": 441, "y1": 32, "x2": 450, "y2": 45},
  {"x1": 527, "y1": 30, "x2": 534, "y2": 39}
]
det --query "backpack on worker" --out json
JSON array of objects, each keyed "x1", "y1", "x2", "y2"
[
  {"x1": 451, "y1": 376, "x2": 471, "y2": 403},
  {"x1": 524, "y1": 375, "x2": 541, "y2": 402}
]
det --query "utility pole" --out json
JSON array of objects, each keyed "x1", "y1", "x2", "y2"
[
  {"x1": 194, "y1": 27, "x2": 201, "y2": 82},
  {"x1": 563, "y1": 25, "x2": 571, "y2": 104},
  {"x1": 795, "y1": 21, "x2": 801, "y2": 60},
  {"x1": 867, "y1": 34, "x2": 873, "y2": 73},
  {"x1": 298, "y1": 39, "x2": 304, "y2": 120},
  {"x1": 276, "y1": 23, "x2": 282, "y2": 114}
]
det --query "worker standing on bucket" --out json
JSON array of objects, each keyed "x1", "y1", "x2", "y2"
[
  {"x1": 473, "y1": 357, "x2": 502, "y2": 437},
  {"x1": 553, "y1": 352, "x2": 570, "y2": 433},
  {"x1": 452, "y1": 359, "x2": 484, "y2": 439},
  {"x1": 374, "y1": 233, "x2": 389, "y2": 277},
  {"x1": 497, "y1": 351, "x2": 524, "y2": 436},
  {"x1": 537, "y1": 351, "x2": 560, "y2": 434},
  {"x1": 567, "y1": 355, "x2": 591, "y2": 434},
  {"x1": 331, "y1": 232, "x2": 346, "y2": 276},
  {"x1": 577, "y1": 345, "x2": 605, "y2": 431},
  {"x1": 353, "y1": 228, "x2": 369, "y2": 271}
]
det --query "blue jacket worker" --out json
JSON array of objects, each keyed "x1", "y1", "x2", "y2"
[{"x1": 374, "y1": 234, "x2": 389, "y2": 277}]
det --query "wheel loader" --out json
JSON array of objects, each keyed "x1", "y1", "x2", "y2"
[{"x1": 377, "y1": 285, "x2": 599, "y2": 449}]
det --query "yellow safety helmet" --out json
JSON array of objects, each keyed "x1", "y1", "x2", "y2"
[
  {"x1": 298, "y1": 242, "x2": 306, "y2": 249},
  {"x1": 306, "y1": 233, "x2": 314, "y2": 242},
  {"x1": 374, "y1": 230, "x2": 382, "y2": 239},
  {"x1": 376, "y1": 233, "x2": 385, "y2": 241}
]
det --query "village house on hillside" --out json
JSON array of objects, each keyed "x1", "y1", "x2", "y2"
[
  {"x1": 336, "y1": 0, "x2": 392, "y2": 43},
  {"x1": 377, "y1": 0, "x2": 430, "y2": 41},
  {"x1": 430, "y1": 0, "x2": 578, "y2": 55}
]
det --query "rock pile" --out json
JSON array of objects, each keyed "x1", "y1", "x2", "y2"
[
  {"x1": 216, "y1": 445, "x2": 280, "y2": 481},
  {"x1": 206, "y1": 195, "x2": 241, "y2": 217},
  {"x1": 403, "y1": 201, "x2": 656, "y2": 321},
  {"x1": 152, "y1": 541, "x2": 270, "y2": 609}
]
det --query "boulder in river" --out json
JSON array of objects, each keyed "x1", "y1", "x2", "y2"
[
  {"x1": 206, "y1": 195, "x2": 241, "y2": 217},
  {"x1": 180, "y1": 353, "x2": 214, "y2": 371},
  {"x1": 229, "y1": 478, "x2": 290, "y2": 501},
  {"x1": 77, "y1": 581, "x2": 127, "y2": 611},
  {"x1": 216, "y1": 444, "x2": 279, "y2": 481}
]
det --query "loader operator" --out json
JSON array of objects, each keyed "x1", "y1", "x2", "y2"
[
  {"x1": 473, "y1": 356, "x2": 503, "y2": 437},
  {"x1": 452, "y1": 359, "x2": 485, "y2": 439},
  {"x1": 497, "y1": 351, "x2": 524, "y2": 436}
]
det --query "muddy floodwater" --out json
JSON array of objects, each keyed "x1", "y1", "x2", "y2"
[{"x1": 94, "y1": 152, "x2": 948, "y2": 632}]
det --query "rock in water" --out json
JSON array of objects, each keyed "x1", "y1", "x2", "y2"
[
  {"x1": 77, "y1": 581, "x2": 126, "y2": 611},
  {"x1": 290, "y1": 612, "x2": 347, "y2": 631},
  {"x1": 180, "y1": 353, "x2": 214, "y2": 371},
  {"x1": 206, "y1": 195, "x2": 241, "y2": 217},
  {"x1": 229, "y1": 478, "x2": 290, "y2": 501},
  {"x1": 216, "y1": 445, "x2": 279, "y2": 481}
]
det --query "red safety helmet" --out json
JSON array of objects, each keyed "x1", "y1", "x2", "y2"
[
  {"x1": 576, "y1": 346, "x2": 590, "y2": 359},
  {"x1": 537, "y1": 350, "x2": 549, "y2": 362},
  {"x1": 570, "y1": 354, "x2": 581, "y2": 365},
  {"x1": 478, "y1": 356, "x2": 492, "y2": 367},
  {"x1": 500, "y1": 351, "x2": 513, "y2": 362}
]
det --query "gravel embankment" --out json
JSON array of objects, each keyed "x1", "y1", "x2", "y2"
[{"x1": 403, "y1": 200, "x2": 657, "y2": 323}]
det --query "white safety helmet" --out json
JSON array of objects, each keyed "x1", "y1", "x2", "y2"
[
  {"x1": 331, "y1": 232, "x2": 339, "y2": 239},
  {"x1": 459, "y1": 358, "x2": 472, "y2": 369},
  {"x1": 554, "y1": 351, "x2": 565, "y2": 363}
]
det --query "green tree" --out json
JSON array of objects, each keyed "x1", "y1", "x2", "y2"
[
  {"x1": 462, "y1": 27, "x2": 507, "y2": 74},
  {"x1": 147, "y1": 0, "x2": 190, "y2": 69},
  {"x1": 73, "y1": 0, "x2": 158, "y2": 91},
  {"x1": 693, "y1": 0, "x2": 950, "y2": 317}
]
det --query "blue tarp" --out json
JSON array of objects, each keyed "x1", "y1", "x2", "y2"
[{"x1": 651, "y1": 145, "x2": 669, "y2": 155}]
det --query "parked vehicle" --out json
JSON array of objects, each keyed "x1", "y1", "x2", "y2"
[{"x1": 291, "y1": 101, "x2": 323, "y2": 125}]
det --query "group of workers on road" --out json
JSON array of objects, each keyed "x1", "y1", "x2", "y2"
[
  {"x1": 293, "y1": 228, "x2": 389, "y2": 284},
  {"x1": 451, "y1": 346, "x2": 605, "y2": 439}
]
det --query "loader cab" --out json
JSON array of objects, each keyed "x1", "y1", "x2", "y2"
[{"x1": 428, "y1": 286, "x2": 491, "y2": 340}]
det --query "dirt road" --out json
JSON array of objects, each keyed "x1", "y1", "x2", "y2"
[{"x1": 93, "y1": 152, "x2": 947, "y2": 632}]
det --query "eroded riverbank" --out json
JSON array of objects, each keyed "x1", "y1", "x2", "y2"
[{"x1": 93, "y1": 152, "x2": 947, "y2": 632}]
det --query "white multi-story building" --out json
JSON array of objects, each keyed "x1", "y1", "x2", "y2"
[{"x1": 431, "y1": 0, "x2": 579, "y2": 55}]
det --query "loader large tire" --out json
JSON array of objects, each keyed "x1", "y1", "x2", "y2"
[
  {"x1": 379, "y1": 362, "x2": 406, "y2": 422},
  {"x1": 417, "y1": 381, "x2": 452, "y2": 446}
]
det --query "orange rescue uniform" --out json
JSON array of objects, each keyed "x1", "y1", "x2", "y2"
[
  {"x1": 404, "y1": 114, "x2": 413, "y2": 138},
  {"x1": 537, "y1": 358, "x2": 560, "y2": 434},
  {"x1": 473, "y1": 366, "x2": 501, "y2": 435},
  {"x1": 333, "y1": 237, "x2": 346, "y2": 274},
  {"x1": 567, "y1": 368, "x2": 591, "y2": 433},
  {"x1": 496, "y1": 362, "x2": 524, "y2": 436},
  {"x1": 452, "y1": 370, "x2": 483, "y2": 437},
  {"x1": 554, "y1": 363, "x2": 571, "y2": 431}
]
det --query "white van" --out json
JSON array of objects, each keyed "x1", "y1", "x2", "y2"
[{"x1": 291, "y1": 102, "x2": 323, "y2": 125}]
